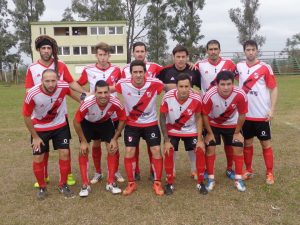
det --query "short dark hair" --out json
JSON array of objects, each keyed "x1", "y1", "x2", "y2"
[
  {"x1": 130, "y1": 60, "x2": 146, "y2": 73},
  {"x1": 172, "y1": 45, "x2": 189, "y2": 56},
  {"x1": 176, "y1": 73, "x2": 192, "y2": 86},
  {"x1": 216, "y1": 71, "x2": 234, "y2": 84},
  {"x1": 95, "y1": 42, "x2": 110, "y2": 53},
  {"x1": 132, "y1": 42, "x2": 147, "y2": 52},
  {"x1": 95, "y1": 80, "x2": 109, "y2": 92},
  {"x1": 42, "y1": 68, "x2": 58, "y2": 79},
  {"x1": 206, "y1": 40, "x2": 221, "y2": 50},
  {"x1": 243, "y1": 40, "x2": 258, "y2": 51}
]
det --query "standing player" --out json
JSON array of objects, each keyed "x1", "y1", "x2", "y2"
[
  {"x1": 25, "y1": 35, "x2": 87, "y2": 188},
  {"x1": 116, "y1": 60, "x2": 164, "y2": 196},
  {"x1": 237, "y1": 40, "x2": 278, "y2": 184},
  {"x1": 202, "y1": 71, "x2": 248, "y2": 192},
  {"x1": 23, "y1": 69, "x2": 79, "y2": 200},
  {"x1": 121, "y1": 42, "x2": 163, "y2": 181},
  {"x1": 73, "y1": 80, "x2": 126, "y2": 197},
  {"x1": 158, "y1": 45, "x2": 201, "y2": 179},
  {"x1": 160, "y1": 73, "x2": 207, "y2": 195},
  {"x1": 197, "y1": 40, "x2": 237, "y2": 180},
  {"x1": 77, "y1": 42, "x2": 124, "y2": 184}
]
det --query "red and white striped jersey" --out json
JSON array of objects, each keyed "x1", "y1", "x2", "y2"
[
  {"x1": 121, "y1": 62, "x2": 163, "y2": 78},
  {"x1": 75, "y1": 95, "x2": 126, "y2": 123},
  {"x1": 160, "y1": 89, "x2": 202, "y2": 137},
  {"x1": 237, "y1": 61, "x2": 277, "y2": 121},
  {"x1": 23, "y1": 81, "x2": 70, "y2": 131},
  {"x1": 77, "y1": 63, "x2": 121, "y2": 93},
  {"x1": 197, "y1": 57, "x2": 236, "y2": 94},
  {"x1": 202, "y1": 86, "x2": 248, "y2": 128},
  {"x1": 25, "y1": 60, "x2": 73, "y2": 89},
  {"x1": 115, "y1": 78, "x2": 164, "y2": 127}
]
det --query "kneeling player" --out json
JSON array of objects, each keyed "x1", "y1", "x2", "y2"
[
  {"x1": 23, "y1": 69, "x2": 79, "y2": 200},
  {"x1": 73, "y1": 80, "x2": 126, "y2": 197},
  {"x1": 160, "y1": 73, "x2": 207, "y2": 195},
  {"x1": 202, "y1": 71, "x2": 248, "y2": 192}
]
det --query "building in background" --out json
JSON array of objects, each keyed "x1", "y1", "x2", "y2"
[{"x1": 31, "y1": 21, "x2": 127, "y2": 78}]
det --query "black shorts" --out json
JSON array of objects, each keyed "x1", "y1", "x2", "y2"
[
  {"x1": 32, "y1": 125, "x2": 71, "y2": 155},
  {"x1": 81, "y1": 118, "x2": 115, "y2": 143},
  {"x1": 204, "y1": 126, "x2": 240, "y2": 146},
  {"x1": 113, "y1": 120, "x2": 119, "y2": 130},
  {"x1": 124, "y1": 125, "x2": 161, "y2": 147},
  {"x1": 169, "y1": 136, "x2": 198, "y2": 151},
  {"x1": 242, "y1": 120, "x2": 271, "y2": 140}
]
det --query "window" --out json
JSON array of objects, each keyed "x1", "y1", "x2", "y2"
[
  {"x1": 108, "y1": 27, "x2": 115, "y2": 35},
  {"x1": 91, "y1": 46, "x2": 96, "y2": 54},
  {"x1": 108, "y1": 26, "x2": 123, "y2": 35},
  {"x1": 90, "y1": 26, "x2": 106, "y2": 35},
  {"x1": 44, "y1": 28, "x2": 46, "y2": 34},
  {"x1": 72, "y1": 27, "x2": 87, "y2": 35},
  {"x1": 58, "y1": 46, "x2": 70, "y2": 55},
  {"x1": 73, "y1": 46, "x2": 88, "y2": 55},
  {"x1": 116, "y1": 26, "x2": 123, "y2": 34},
  {"x1": 54, "y1": 27, "x2": 70, "y2": 36},
  {"x1": 110, "y1": 45, "x2": 124, "y2": 55}
]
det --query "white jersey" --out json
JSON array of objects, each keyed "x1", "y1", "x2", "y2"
[
  {"x1": 202, "y1": 86, "x2": 248, "y2": 128},
  {"x1": 115, "y1": 78, "x2": 164, "y2": 127},
  {"x1": 160, "y1": 89, "x2": 202, "y2": 137},
  {"x1": 121, "y1": 62, "x2": 163, "y2": 78},
  {"x1": 23, "y1": 81, "x2": 70, "y2": 131},
  {"x1": 197, "y1": 57, "x2": 236, "y2": 94},
  {"x1": 237, "y1": 61, "x2": 277, "y2": 121}
]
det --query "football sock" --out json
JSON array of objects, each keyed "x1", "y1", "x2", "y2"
[{"x1": 92, "y1": 146, "x2": 102, "y2": 174}]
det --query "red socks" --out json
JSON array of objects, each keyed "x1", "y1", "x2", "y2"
[
  {"x1": 233, "y1": 154, "x2": 244, "y2": 176},
  {"x1": 195, "y1": 147, "x2": 205, "y2": 183},
  {"x1": 59, "y1": 159, "x2": 70, "y2": 187},
  {"x1": 124, "y1": 156, "x2": 136, "y2": 182},
  {"x1": 33, "y1": 161, "x2": 46, "y2": 188},
  {"x1": 164, "y1": 148, "x2": 174, "y2": 184},
  {"x1": 107, "y1": 153, "x2": 118, "y2": 184},
  {"x1": 224, "y1": 145, "x2": 233, "y2": 170},
  {"x1": 43, "y1": 152, "x2": 49, "y2": 178},
  {"x1": 263, "y1": 147, "x2": 274, "y2": 174},
  {"x1": 135, "y1": 145, "x2": 140, "y2": 174},
  {"x1": 78, "y1": 155, "x2": 89, "y2": 186},
  {"x1": 151, "y1": 157, "x2": 163, "y2": 181},
  {"x1": 147, "y1": 145, "x2": 153, "y2": 173},
  {"x1": 244, "y1": 146, "x2": 254, "y2": 172},
  {"x1": 205, "y1": 154, "x2": 216, "y2": 176},
  {"x1": 92, "y1": 146, "x2": 102, "y2": 174}
]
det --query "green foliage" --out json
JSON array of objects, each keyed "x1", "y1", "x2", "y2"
[
  {"x1": 145, "y1": 0, "x2": 169, "y2": 65},
  {"x1": 61, "y1": 7, "x2": 75, "y2": 21},
  {"x1": 283, "y1": 33, "x2": 300, "y2": 58},
  {"x1": 167, "y1": 0, "x2": 205, "y2": 60},
  {"x1": 229, "y1": 0, "x2": 265, "y2": 48},
  {"x1": 9, "y1": 0, "x2": 45, "y2": 59}
]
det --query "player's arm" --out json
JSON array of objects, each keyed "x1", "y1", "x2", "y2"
[
  {"x1": 69, "y1": 81, "x2": 90, "y2": 95},
  {"x1": 109, "y1": 120, "x2": 125, "y2": 153},
  {"x1": 164, "y1": 83, "x2": 176, "y2": 92},
  {"x1": 73, "y1": 115, "x2": 89, "y2": 155},
  {"x1": 233, "y1": 113, "x2": 246, "y2": 144},
  {"x1": 202, "y1": 114, "x2": 215, "y2": 145},
  {"x1": 68, "y1": 89, "x2": 80, "y2": 103},
  {"x1": 23, "y1": 116, "x2": 44, "y2": 153},
  {"x1": 159, "y1": 113, "x2": 173, "y2": 154},
  {"x1": 195, "y1": 112, "x2": 205, "y2": 150},
  {"x1": 267, "y1": 86, "x2": 278, "y2": 121}
]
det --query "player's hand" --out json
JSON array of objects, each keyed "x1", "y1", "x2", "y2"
[
  {"x1": 196, "y1": 140, "x2": 205, "y2": 150},
  {"x1": 32, "y1": 137, "x2": 44, "y2": 153},
  {"x1": 80, "y1": 141, "x2": 89, "y2": 155},
  {"x1": 233, "y1": 132, "x2": 244, "y2": 144},
  {"x1": 164, "y1": 141, "x2": 174, "y2": 155},
  {"x1": 187, "y1": 62, "x2": 197, "y2": 70},
  {"x1": 204, "y1": 133, "x2": 215, "y2": 145},
  {"x1": 191, "y1": 88, "x2": 201, "y2": 95},
  {"x1": 109, "y1": 139, "x2": 118, "y2": 154},
  {"x1": 266, "y1": 110, "x2": 274, "y2": 121}
]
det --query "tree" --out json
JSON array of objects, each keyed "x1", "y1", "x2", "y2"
[
  {"x1": 70, "y1": 0, "x2": 125, "y2": 21},
  {"x1": 0, "y1": 0, "x2": 18, "y2": 81},
  {"x1": 229, "y1": 0, "x2": 265, "y2": 48},
  {"x1": 167, "y1": 0, "x2": 205, "y2": 60},
  {"x1": 283, "y1": 33, "x2": 300, "y2": 58},
  {"x1": 10, "y1": 0, "x2": 45, "y2": 60},
  {"x1": 61, "y1": 7, "x2": 75, "y2": 21},
  {"x1": 144, "y1": 0, "x2": 168, "y2": 65}
]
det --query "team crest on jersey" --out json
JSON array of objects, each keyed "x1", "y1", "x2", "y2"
[
  {"x1": 187, "y1": 109, "x2": 192, "y2": 115},
  {"x1": 146, "y1": 92, "x2": 152, "y2": 98},
  {"x1": 93, "y1": 75, "x2": 96, "y2": 79},
  {"x1": 254, "y1": 73, "x2": 259, "y2": 79},
  {"x1": 193, "y1": 139, "x2": 197, "y2": 144},
  {"x1": 108, "y1": 111, "x2": 112, "y2": 115},
  {"x1": 58, "y1": 98, "x2": 63, "y2": 103},
  {"x1": 231, "y1": 104, "x2": 237, "y2": 109},
  {"x1": 128, "y1": 136, "x2": 133, "y2": 142}
]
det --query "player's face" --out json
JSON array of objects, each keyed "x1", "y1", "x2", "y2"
[
  {"x1": 133, "y1": 46, "x2": 147, "y2": 61},
  {"x1": 42, "y1": 71, "x2": 57, "y2": 94},
  {"x1": 244, "y1": 45, "x2": 258, "y2": 62},
  {"x1": 131, "y1": 65, "x2": 145, "y2": 87},
  {"x1": 177, "y1": 79, "x2": 191, "y2": 100},
  {"x1": 96, "y1": 49, "x2": 110, "y2": 67},
  {"x1": 39, "y1": 45, "x2": 53, "y2": 62},
  {"x1": 173, "y1": 51, "x2": 188, "y2": 70},
  {"x1": 207, "y1": 43, "x2": 220, "y2": 62},
  {"x1": 95, "y1": 86, "x2": 110, "y2": 105},
  {"x1": 217, "y1": 79, "x2": 233, "y2": 97}
]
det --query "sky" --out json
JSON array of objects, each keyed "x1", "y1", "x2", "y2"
[{"x1": 8, "y1": 0, "x2": 300, "y2": 54}]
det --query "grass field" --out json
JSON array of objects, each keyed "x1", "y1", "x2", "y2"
[{"x1": 0, "y1": 76, "x2": 299, "y2": 225}]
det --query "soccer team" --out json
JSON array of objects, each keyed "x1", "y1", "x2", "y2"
[{"x1": 23, "y1": 35, "x2": 278, "y2": 200}]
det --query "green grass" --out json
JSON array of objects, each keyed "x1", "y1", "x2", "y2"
[{"x1": 0, "y1": 76, "x2": 299, "y2": 225}]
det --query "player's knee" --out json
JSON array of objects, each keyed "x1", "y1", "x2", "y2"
[
  {"x1": 33, "y1": 154, "x2": 44, "y2": 163},
  {"x1": 260, "y1": 140, "x2": 271, "y2": 149},
  {"x1": 59, "y1": 149, "x2": 70, "y2": 160}
]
